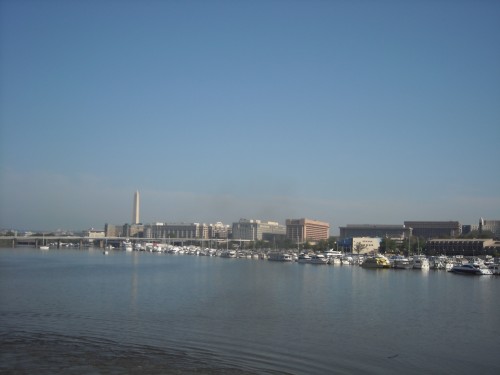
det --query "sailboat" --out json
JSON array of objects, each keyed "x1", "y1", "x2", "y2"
[{"x1": 39, "y1": 234, "x2": 49, "y2": 250}]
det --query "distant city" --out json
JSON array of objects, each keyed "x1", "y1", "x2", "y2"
[{"x1": 1, "y1": 191, "x2": 500, "y2": 256}]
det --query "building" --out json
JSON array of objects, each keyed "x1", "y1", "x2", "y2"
[
  {"x1": 133, "y1": 190, "x2": 140, "y2": 225},
  {"x1": 84, "y1": 229, "x2": 105, "y2": 238},
  {"x1": 286, "y1": 218, "x2": 330, "y2": 244},
  {"x1": 338, "y1": 237, "x2": 381, "y2": 254},
  {"x1": 479, "y1": 218, "x2": 500, "y2": 237},
  {"x1": 143, "y1": 222, "x2": 208, "y2": 239},
  {"x1": 339, "y1": 224, "x2": 407, "y2": 240},
  {"x1": 208, "y1": 222, "x2": 231, "y2": 239},
  {"x1": 425, "y1": 238, "x2": 500, "y2": 257},
  {"x1": 404, "y1": 221, "x2": 461, "y2": 239},
  {"x1": 105, "y1": 224, "x2": 122, "y2": 237},
  {"x1": 232, "y1": 219, "x2": 286, "y2": 241}
]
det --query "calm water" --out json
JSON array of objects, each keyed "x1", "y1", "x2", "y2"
[{"x1": 1, "y1": 248, "x2": 499, "y2": 374}]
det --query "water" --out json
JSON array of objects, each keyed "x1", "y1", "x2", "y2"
[{"x1": 1, "y1": 248, "x2": 499, "y2": 374}]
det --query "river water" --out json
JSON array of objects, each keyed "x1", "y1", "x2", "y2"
[{"x1": 0, "y1": 248, "x2": 498, "y2": 374}]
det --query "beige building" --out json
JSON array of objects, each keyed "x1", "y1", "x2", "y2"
[
  {"x1": 286, "y1": 218, "x2": 330, "y2": 243},
  {"x1": 232, "y1": 219, "x2": 286, "y2": 241}
]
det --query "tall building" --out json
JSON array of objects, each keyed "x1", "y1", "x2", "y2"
[
  {"x1": 286, "y1": 218, "x2": 330, "y2": 243},
  {"x1": 133, "y1": 190, "x2": 140, "y2": 225}
]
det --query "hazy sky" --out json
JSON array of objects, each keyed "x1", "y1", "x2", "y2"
[{"x1": 1, "y1": 0, "x2": 499, "y2": 233}]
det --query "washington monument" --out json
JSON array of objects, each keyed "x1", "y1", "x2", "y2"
[{"x1": 133, "y1": 190, "x2": 140, "y2": 224}]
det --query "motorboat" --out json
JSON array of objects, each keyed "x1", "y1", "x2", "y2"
[
  {"x1": 220, "y1": 250, "x2": 237, "y2": 258},
  {"x1": 391, "y1": 256, "x2": 412, "y2": 269},
  {"x1": 412, "y1": 256, "x2": 430, "y2": 270},
  {"x1": 361, "y1": 254, "x2": 391, "y2": 268},
  {"x1": 267, "y1": 252, "x2": 293, "y2": 262},
  {"x1": 297, "y1": 253, "x2": 312, "y2": 263},
  {"x1": 39, "y1": 245, "x2": 49, "y2": 250},
  {"x1": 309, "y1": 254, "x2": 329, "y2": 264},
  {"x1": 450, "y1": 263, "x2": 493, "y2": 275}
]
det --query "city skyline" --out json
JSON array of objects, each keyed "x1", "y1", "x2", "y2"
[{"x1": 1, "y1": 1, "x2": 499, "y2": 233}]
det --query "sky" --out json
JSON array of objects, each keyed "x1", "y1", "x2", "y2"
[{"x1": 1, "y1": 0, "x2": 499, "y2": 234}]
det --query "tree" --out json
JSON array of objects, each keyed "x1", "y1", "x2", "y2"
[
  {"x1": 379, "y1": 238, "x2": 396, "y2": 254},
  {"x1": 354, "y1": 242, "x2": 366, "y2": 256}
]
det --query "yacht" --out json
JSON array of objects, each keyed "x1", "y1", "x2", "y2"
[
  {"x1": 309, "y1": 254, "x2": 329, "y2": 264},
  {"x1": 412, "y1": 256, "x2": 430, "y2": 270},
  {"x1": 297, "y1": 253, "x2": 312, "y2": 263},
  {"x1": 268, "y1": 252, "x2": 293, "y2": 262},
  {"x1": 220, "y1": 250, "x2": 237, "y2": 258},
  {"x1": 390, "y1": 256, "x2": 412, "y2": 269},
  {"x1": 450, "y1": 263, "x2": 493, "y2": 275},
  {"x1": 361, "y1": 254, "x2": 391, "y2": 268},
  {"x1": 39, "y1": 245, "x2": 50, "y2": 250}
]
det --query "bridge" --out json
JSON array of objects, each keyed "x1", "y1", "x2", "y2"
[{"x1": 0, "y1": 236, "x2": 252, "y2": 249}]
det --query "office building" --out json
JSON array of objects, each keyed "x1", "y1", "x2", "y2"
[
  {"x1": 479, "y1": 218, "x2": 500, "y2": 237},
  {"x1": 286, "y1": 218, "x2": 330, "y2": 243},
  {"x1": 339, "y1": 224, "x2": 407, "y2": 240},
  {"x1": 404, "y1": 221, "x2": 461, "y2": 239},
  {"x1": 425, "y1": 238, "x2": 500, "y2": 256},
  {"x1": 232, "y1": 219, "x2": 286, "y2": 241}
]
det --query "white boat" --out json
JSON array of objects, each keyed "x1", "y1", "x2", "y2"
[
  {"x1": 267, "y1": 252, "x2": 293, "y2": 262},
  {"x1": 488, "y1": 264, "x2": 500, "y2": 275},
  {"x1": 341, "y1": 256, "x2": 354, "y2": 265},
  {"x1": 297, "y1": 253, "x2": 312, "y2": 263},
  {"x1": 309, "y1": 254, "x2": 329, "y2": 264},
  {"x1": 39, "y1": 245, "x2": 49, "y2": 250},
  {"x1": 391, "y1": 256, "x2": 412, "y2": 269},
  {"x1": 412, "y1": 256, "x2": 430, "y2": 270},
  {"x1": 450, "y1": 263, "x2": 493, "y2": 275},
  {"x1": 122, "y1": 240, "x2": 133, "y2": 252},
  {"x1": 220, "y1": 250, "x2": 237, "y2": 258}
]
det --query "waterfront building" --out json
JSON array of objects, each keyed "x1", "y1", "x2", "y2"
[
  {"x1": 143, "y1": 222, "x2": 209, "y2": 239},
  {"x1": 339, "y1": 224, "x2": 407, "y2": 240},
  {"x1": 123, "y1": 223, "x2": 144, "y2": 238},
  {"x1": 425, "y1": 238, "x2": 500, "y2": 257},
  {"x1": 286, "y1": 218, "x2": 329, "y2": 244},
  {"x1": 84, "y1": 229, "x2": 105, "y2": 238},
  {"x1": 338, "y1": 237, "x2": 381, "y2": 254},
  {"x1": 208, "y1": 222, "x2": 231, "y2": 239},
  {"x1": 105, "y1": 224, "x2": 122, "y2": 237},
  {"x1": 404, "y1": 221, "x2": 461, "y2": 239},
  {"x1": 232, "y1": 219, "x2": 286, "y2": 241},
  {"x1": 133, "y1": 190, "x2": 140, "y2": 225},
  {"x1": 479, "y1": 218, "x2": 500, "y2": 237}
]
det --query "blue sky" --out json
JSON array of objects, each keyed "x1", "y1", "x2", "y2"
[{"x1": 1, "y1": 0, "x2": 499, "y2": 233}]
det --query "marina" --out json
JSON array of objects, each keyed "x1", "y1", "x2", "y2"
[{"x1": 1, "y1": 247, "x2": 499, "y2": 374}]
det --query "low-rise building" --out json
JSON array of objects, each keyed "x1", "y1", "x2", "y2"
[
  {"x1": 338, "y1": 237, "x2": 381, "y2": 254},
  {"x1": 425, "y1": 238, "x2": 500, "y2": 256},
  {"x1": 339, "y1": 224, "x2": 407, "y2": 239},
  {"x1": 404, "y1": 221, "x2": 461, "y2": 239}
]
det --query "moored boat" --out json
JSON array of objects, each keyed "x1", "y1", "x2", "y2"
[
  {"x1": 268, "y1": 252, "x2": 293, "y2": 262},
  {"x1": 361, "y1": 254, "x2": 391, "y2": 268},
  {"x1": 450, "y1": 263, "x2": 493, "y2": 275}
]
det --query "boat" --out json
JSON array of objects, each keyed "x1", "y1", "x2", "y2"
[
  {"x1": 309, "y1": 254, "x2": 329, "y2": 264},
  {"x1": 220, "y1": 250, "x2": 237, "y2": 258},
  {"x1": 361, "y1": 254, "x2": 391, "y2": 268},
  {"x1": 297, "y1": 253, "x2": 312, "y2": 263},
  {"x1": 488, "y1": 264, "x2": 500, "y2": 275},
  {"x1": 390, "y1": 256, "x2": 412, "y2": 269},
  {"x1": 412, "y1": 256, "x2": 430, "y2": 270},
  {"x1": 39, "y1": 245, "x2": 49, "y2": 250},
  {"x1": 122, "y1": 240, "x2": 133, "y2": 252},
  {"x1": 267, "y1": 252, "x2": 293, "y2": 262},
  {"x1": 450, "y1": 263, "x2": 493, "y2": 275}
]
